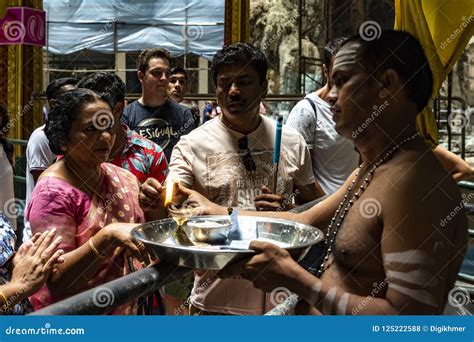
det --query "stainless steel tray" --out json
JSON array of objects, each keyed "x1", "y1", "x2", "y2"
[{"x1": 132, "y1": 215, "x2": 323, "y2": 270}]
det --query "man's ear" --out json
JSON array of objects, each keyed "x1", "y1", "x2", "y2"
[
  {"x1": 137, "y1": 70, "x2": 144, "y2": 83},
  {"x1": 378, "y1": 68, "x2": 400, "y2": 99},
  {"x1": 113, "y1": 101, "x2": 124, "y2": 120},
  {"x1": 322, "y1": 64, "x2": 329, "y2": 84}
]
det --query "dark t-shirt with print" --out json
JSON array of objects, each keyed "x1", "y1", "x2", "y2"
[{"x1": 121, "y1": 99, "x2": 194, "y2": 160}]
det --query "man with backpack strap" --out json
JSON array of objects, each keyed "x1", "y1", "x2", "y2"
[{"x1": 287, "y1": 38, "x2": 359, "y2": 195}]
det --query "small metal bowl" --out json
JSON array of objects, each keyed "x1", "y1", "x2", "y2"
[
  {"x1": 184, "y1": 218, "x2": 232, "y2": 244},
  {"x1": 167, "y1": 204, "x2": 198, "y2": 221}
]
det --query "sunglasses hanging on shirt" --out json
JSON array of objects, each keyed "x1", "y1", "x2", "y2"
[{"x1": 237, "y1": 136, "x2": 257, "y2": 172}]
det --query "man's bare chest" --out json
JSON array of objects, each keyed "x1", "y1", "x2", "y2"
[{"x1": 331, "y1": 188, "x2": 386, "y2": 274}]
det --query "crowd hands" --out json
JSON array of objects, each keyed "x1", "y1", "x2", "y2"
[
  {"x1": 0, "y1": 228, "x2": 63, "y2": 313},
  {"x1": 140, "y1": 177, "x2": 293, "y2": 219}
]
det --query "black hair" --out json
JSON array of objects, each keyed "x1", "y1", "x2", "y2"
[
  {"x1": 342, "y1": 30, "x2": 433, "y2": 113},
  {"x1": 170, "y1": 67, "x2": 187, "y2": 79},
  {"x1": 322, "y1": 37, "x2": 348, "y2": 66},
  {"x1": 211, "y1": 43, "x2": 268, "y2": 85},
  {"x1": 77, "y1": 71, "x2": 125, "y2": 109},
  {"x1": 45, "y1": 77, "x2": 78, "y2": 102},
  {"x1": 45, "y1": 88, "x2": 109, "y2": 155}
]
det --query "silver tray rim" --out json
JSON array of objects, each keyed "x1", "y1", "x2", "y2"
[{"x1": 132, "y1": 215, "x2": 323, "y2": 253}]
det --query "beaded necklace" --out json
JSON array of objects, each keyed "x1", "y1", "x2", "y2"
[{"x1": 315, "y1": 132, "x2": 420, "y2": 277}]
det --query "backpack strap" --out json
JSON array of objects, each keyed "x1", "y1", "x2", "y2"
[{"x1": 304, "y1": 97, "x2": 317, "y2": 122}]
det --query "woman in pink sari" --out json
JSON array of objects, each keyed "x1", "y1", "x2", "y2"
[{"x1": 26, "y1": 89, "x2": 152, "y2": 314}]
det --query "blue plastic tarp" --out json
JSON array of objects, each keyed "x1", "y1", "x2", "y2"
[{"x1": 44, "y1": 0, "x2": 225, "y2": 59}]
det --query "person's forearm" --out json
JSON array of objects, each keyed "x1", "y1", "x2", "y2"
[
  {"x1": 293, "y1": 274, "x2": 397, "y2": 315},
  {"x1": 0, "y1": 282, "x2": 28, "y2": 313},
  {"x1": 433, "y1": 145, "x2": 474, "y2": 182},
  {"x1": 294, "y1": 183, "x2": 325, "y2": 206},
  {"x1": 453, "y1": 170, "x2": 474, "y2": 182},
  {"x1": 226, "y1": 206, "x2": 305, "y2": 224},
  {"x1": 48, "y1": 234, "x2": 115, "y2": 296}
]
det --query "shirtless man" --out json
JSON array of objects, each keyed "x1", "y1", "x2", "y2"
[{"x1": 177, "y1": 30, "x2": 468, "y2": 314}]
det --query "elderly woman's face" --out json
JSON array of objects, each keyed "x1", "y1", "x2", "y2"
[{"x1": 65, "y1": 100, "x2": 115, "y2": 166}]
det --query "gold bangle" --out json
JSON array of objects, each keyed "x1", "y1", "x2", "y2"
[
  {"x1": 88, "y1": 238, "x2": 106, "y2": 260},
  {"x1": 0, "y1": 291, "x2": 8, "y2": 306}
]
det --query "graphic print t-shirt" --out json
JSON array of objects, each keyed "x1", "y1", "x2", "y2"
[
  {"x1": 168, "y1": 115, "x2": 315, "y2": 315},
  {"x1": 169, "y1": 115, "x2": 315, "y2": 209},
  {"x1": 121, "y1": 99, "x2": 194, "y2": 160}
]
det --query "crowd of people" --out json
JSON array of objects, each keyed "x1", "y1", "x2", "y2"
[{"x1": 0, "y1": 29, "x2": 471, "y2": 315}]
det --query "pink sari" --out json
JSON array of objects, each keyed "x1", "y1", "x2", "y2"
[{"x1": 26, "y1": 163, "x2": 145, "y2": 315}]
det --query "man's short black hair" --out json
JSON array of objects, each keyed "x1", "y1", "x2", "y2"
[
  {"x1": 45, "y1": 77, "x2": 78, "y2": 102},
  {"x1": 322, "y1": 37, "x2": 348, "y2": 67},
  {"x1": 77, "y1": 71, "x2": 125, "y2": 109},
  {"x1": 211, "y1": 43, "x2": 268, "y2": 85},
  {"x1": 170, "y1": 67, "x2": 187, "y2": 79},
  {"x1": 343, "y1": 29, "x2": 434, "y2": 113},
  {"x1": 45, "y1": 88, "x2": 109, "y2": 155}
]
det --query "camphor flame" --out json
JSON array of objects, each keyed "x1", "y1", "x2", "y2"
[{"x1": 164, "y1": 177, "x2": 174, "y2": 207}]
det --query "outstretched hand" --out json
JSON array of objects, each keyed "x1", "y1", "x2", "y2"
[
  {"x1": 97, "y1": 223, "x2": 153, "y2": 266},
  {"x1": 11, "y1": 229, "x2": 65, "y2": 296},
  {"x1": 174, "y1": 184, "x2": 227, "y2": 216}
]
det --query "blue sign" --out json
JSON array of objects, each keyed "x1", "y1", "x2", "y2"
[{"x1": 0, "y1": 316, "x2": 472, "y2": 342}]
